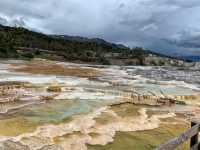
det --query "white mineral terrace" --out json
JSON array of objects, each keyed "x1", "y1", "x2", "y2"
[{"x1": 0, "y1": 59, "x2": 199, "y2": 150}]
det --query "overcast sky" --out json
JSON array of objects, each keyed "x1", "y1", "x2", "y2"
[{"x1": 0, "y1": 0, "x2": 200, "y2": 56}]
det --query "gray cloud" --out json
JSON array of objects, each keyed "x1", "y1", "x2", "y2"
[
  {"x1": 0, "y1": 16, "x2": 7, "y2": 25},
  {"x1": 0, "y1": 0, "x2": 200, "y2": 56},
  {"x1": 164, "y1": 29, "x2": 200, "y2": 48}
]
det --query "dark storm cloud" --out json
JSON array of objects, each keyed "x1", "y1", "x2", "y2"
[
  {"x1": 164, "y1": 29, "x2": 200, "y2": 48},
  {"x1": 160, "y1": 0, "x2": 200, "y2": 8},
  {"x1": 0, "y1": 0, "x2": 200, "y2": 55}
]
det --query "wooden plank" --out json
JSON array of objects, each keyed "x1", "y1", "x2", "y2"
[
  {"x1": 190, "y1": 122, "x2": 199, "y2": 150},
  {"x1": 155, "y1": 124, "x2": 200, "y2": 150}
]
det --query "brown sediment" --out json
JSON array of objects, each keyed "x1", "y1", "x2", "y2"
[
  {"x1": 116, "y1": 92, "x2": 200, "y2": 107},
  {"x1": 109, "y1": 103, "x2": 141, "y2": 117},
  {"x1": 10, "y1": 60, "x2": 103, "y2": 78},
  {"x1": 0, "y1": 81, "x2": 31, "y2": 98},
  {"x1": 112, "y1": 95, "x2": 183, "y2": 107},
  {"x1": 173, "y1": 94, "x2": 200, "y2": 105},
  {"x1": 0, "y1": 81, "x2": 29, "y2": 87},
  {"x1": 0, "y1": 80, "x2": 59, "y2": 113},
  {"x1": 47, "y1": 86, "x2": 62, "y2": 93},
  {"x1": 0, "y1": 117, "x2": 38, "y2": 136}
]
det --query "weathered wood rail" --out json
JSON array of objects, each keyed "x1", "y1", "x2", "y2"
[{"x1": 155, "y1": 120, "x2": 200, "y2": 150}]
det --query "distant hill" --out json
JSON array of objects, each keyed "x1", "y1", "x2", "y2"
[
  {"x1": 52, "y1": 35, "x2": 127, "y2": 49},
  {"x1": 0, "y1": 24, "x2": 130, "y2": 58},
  {"x1": 179, "y1": 56, "x2": 200, "y2": 62},
  {"x1": 0, "y1": 24, "x2": 193, "y2": 66}
]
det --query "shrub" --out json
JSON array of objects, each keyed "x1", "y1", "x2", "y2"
[
  {"x1": 22, "y1": 53, "x2": 34, "y2": 59},
  {"x1": 47, "y1": 86, "x2": 62, "y2": 92},
  {"x1": 98, "y1": 57, "x2": 111, "y2": 65}
]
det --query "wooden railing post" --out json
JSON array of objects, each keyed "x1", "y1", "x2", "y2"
[
  {"x1": 190, "y1": 121, "x2": 200, "y2": 150},
  {"x1": 155, "y1": 120, "x2": 200, "y2": 150}
]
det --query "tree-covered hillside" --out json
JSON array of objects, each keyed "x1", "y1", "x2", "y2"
[
  {"x1": 0, "y1": 25, "x2": 149, "y2": 63},
  {"x1": 0, "y1": 24, "x2": 188, "y2": 66},
  {"x1": 0, "y1": 25, "x2": 128, "y2": 53}
]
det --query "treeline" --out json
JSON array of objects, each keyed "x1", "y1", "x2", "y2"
[
  {"x1": 0, "y1": 25, "x2": 18, "y2": 57},
  {"x1": 0, "y1": 24, "x2": 148, "y2": 64}
]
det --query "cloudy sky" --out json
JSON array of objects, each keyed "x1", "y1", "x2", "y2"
[{"x1": 0, "y1": 0, "x2": 200, "y2": 56}]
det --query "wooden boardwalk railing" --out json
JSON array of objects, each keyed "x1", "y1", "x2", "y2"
[{"x1": 155, "y1": 120, "x2": 200, "y2": 150}]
